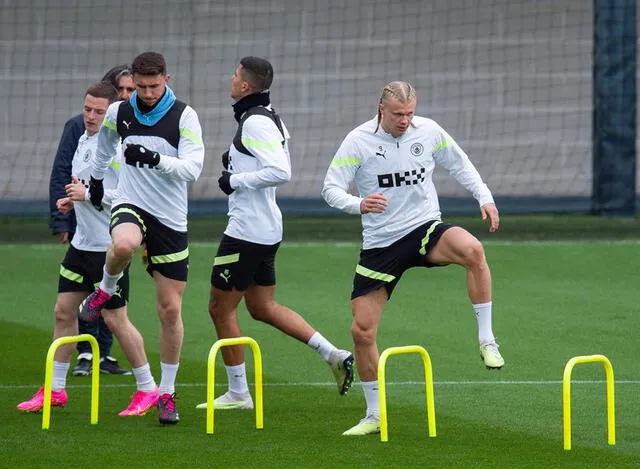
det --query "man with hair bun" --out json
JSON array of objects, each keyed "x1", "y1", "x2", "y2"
[{"x1": 323, "y1": 81, "x2": 504, "y2": 436}]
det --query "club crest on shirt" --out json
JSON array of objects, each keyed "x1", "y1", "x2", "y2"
[
  {"x1": 83, "y1": 149, "x2": 92, "y2": 163},
  {"x1": 410, "y1": 143, "x2": 424, "y2": 156}
]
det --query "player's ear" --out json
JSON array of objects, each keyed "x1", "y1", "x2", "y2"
[{"x1": 165, "y1": 74, "x2": 171, "y2": 85}]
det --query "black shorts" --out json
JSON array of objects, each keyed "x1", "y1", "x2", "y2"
[
  {"x1": 111, "y1": 204, "x2": 189, "y2": 281},
  {"x1": 210, "y1": 234, "x2": 279, "y2": 292},
  {"x1": 59, "y1": 245, "x2": 129, "y2": 309},
  {"x1": 351, "y1": 220, "x2": 452, "y2": 300}
]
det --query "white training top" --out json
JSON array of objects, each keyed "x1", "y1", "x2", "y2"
[
  {"x1": 92, "y1": 100, "x2": 204, "y2": 232},
  {"x1": 71, "y1": 131, "x2": 122, "y2": 252},
  {"x1": 225, "y1": 106, "x2": 292, "y2": 245},
  {"x1": 322, "y1": 116, "x2": 494, "y2": 249}
]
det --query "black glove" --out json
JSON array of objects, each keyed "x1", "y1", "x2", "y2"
[
  {"x1": 221, "y1": 150, "x2": 229, "y2": 170},
  {"x1": 124, "y1": 144, "x2": 161, "y2": 168},
  {"x1": 218, "y1": 171, "x2": 235, "y2": 195},
  {"x1": 88, "y1": 176, "x2": 104, "y2": 211}
]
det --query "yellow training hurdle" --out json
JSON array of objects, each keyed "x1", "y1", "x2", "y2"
[
  {"x1": 562, "y1": 354, "x2": 615, "y2": 450},
  {"x1": 378, "y1": 345, "x2": 436, "y2": 442},
  {"x1": 206, "y1": 336, "x2": 263, "y2": 434},
  {"x1": 43, "y1": 334, "x2": 100, "y2": 430}
]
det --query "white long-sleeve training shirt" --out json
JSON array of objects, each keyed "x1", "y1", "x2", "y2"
[
  {"x1": 225, "y1": 105, "x2": 292, "y2": 245},
  {"x1": 322, "y1": 116, "x2": 494, "y2": 249},
  {"x1": 92, "y1": 100, "x2": 204, "y2": 232},
  {"x1": 71, "y1": 131, "x2": 122, "y2": 252}
]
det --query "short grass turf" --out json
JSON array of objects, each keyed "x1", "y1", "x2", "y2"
[{"x1": 0, "y1": 240, "x2": 638, "y2": 468}]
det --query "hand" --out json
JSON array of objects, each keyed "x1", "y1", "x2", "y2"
[
  {"x1": 55, "y1": 232, "x2": 69, "y2": 244},
  {"x1": 56, "y1": 197, "x2": 74, "y2": 215},
  {"x1": 360, "y1": 193, "x2": 388, "y2": 214},
  {"x1": 481, "y1": 203, "x2": 500, "y2": 232},
  {"x1": 88, "y1": 176, "x2": 104, "y2": 211},
  {"x1": 64, "y1": 175, "x2": 86, "y2": 202},
  {"x1": 125, "y1": 143, "x2": 161, "y2": 168},
  {"x1": 218, "y1": 171, "x2": 235, "y2": 195},
  {"x1": 221, "y1": 150, "x2": 229, "y2": 170}
]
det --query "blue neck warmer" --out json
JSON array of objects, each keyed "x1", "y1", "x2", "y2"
[{"x1": 130, "y1": 85, "x2": 176, "y2": 126}]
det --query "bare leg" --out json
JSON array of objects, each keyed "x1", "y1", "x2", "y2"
[
  {"x1": 106, "y1": 223, "x2": 143, "y2": 276},
  {"x1": 52, "y1": 291, "x2": 85, "y2": 362},
  {"x1": 208, "y1": 287, "x2": 245, "y2": 365},
  {"x1": 350, "y1": 287, "x2": 387, "y2": 382},
  {"x1": 154, "y1": 272, "x2": 186, "y2": 365},
  {"x1": 102, "y1": 305, "x2": 148, "y2": 368},
  {"x1": 244, "y1": 284, "x2": 316, "y2": 343},
  {"x1": 426, "y1": 227, "x2": 491, "y2": 304}
]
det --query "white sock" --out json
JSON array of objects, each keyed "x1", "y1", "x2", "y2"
[
  {"x1": 473, "y1": 301, "x2": 495, "y2": 344},
  {"x1": 132, "y1": 363, "x2": 156, "y2": 392},
  {"x1": 99, "y1": 266, "x2": 122, "y2": 295},
  {"x1": 225, "y1": 363, "x2": 249, "y2": 394},
  {"x1": 307, "y1": 332, "x2": 336, "y2": 361},
  {"x1": 52, "y1": 361, "x2": 70, "y2": 391},
  {"x1": 158, "y1": 362, "x2": 179, "y2": 395},
  {"x1": 361, "y1": 380, "x2": 380, "y2": 418}
]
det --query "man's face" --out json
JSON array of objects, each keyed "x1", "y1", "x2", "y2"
[
  {"x1": 82, "y1": 94, "x2": 110, "y2": 136},
  {"x1": 230, "y1": 65, "x2": 250, "y2": 100},
  {"x1": 133, "y1": 73, "x2": 169, "y2": 106},
  {"x1": 116, "y1": 74, "x2": 135, "y2": 101},
  {"x1": 379, "y1": 97, "x2": 416, "y2": 137}
]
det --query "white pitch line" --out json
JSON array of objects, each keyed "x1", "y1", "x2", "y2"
[{"x1": 2, "y1": 379, "x2": 638, "y2": 390}]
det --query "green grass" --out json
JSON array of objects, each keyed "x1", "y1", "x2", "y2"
[{"x1": 0, "y1": 241, "x2": 639, "y2": 468}]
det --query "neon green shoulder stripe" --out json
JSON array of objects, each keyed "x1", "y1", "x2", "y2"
[
  {"x1": 330, "y1": 157, "x2": 361, "y2": 168},
  {"x1": 241, "y1": 137, "x2": 281, "y2": 152},
  {"x1": 180, "y1": 127, "x2": 203, "y2": 145},
  {"x1": 434, "y1": 138, "x2": 453, "y2": 152},
  {"x1": 103, "y1": 118, "x2": 116, "y2": 131}
]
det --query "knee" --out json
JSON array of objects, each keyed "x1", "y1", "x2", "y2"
[
  {"x1": 158, "y1": 300, "x2": 181, "y2": 327},
  {"x1": 111, "y1": 238, "x2": 137, "y2": 260},
  {"x1": 53, "y1": 303, "x2": 74, "y2": 326},
  {"x1": 462, "y1": 239, "x2": 487, "y2": 268}
]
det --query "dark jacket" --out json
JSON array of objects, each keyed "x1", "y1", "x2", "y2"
[{"x1": 49, "y1": 114, "x2": 85, "y2": 235}]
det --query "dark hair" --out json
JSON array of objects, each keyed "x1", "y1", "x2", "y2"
[
  {"x1": 101, "y1": 64, "x2": 132, "y2": 87},
  {"x1": 239, "y1": 56, "x2": 273, "y2": 91},
  {"x1": 131, "y1": 51, "x2": 167, "y2": 76},
  {"x1": 85, "y1": 81, "x2": 119, "y2": 103}
]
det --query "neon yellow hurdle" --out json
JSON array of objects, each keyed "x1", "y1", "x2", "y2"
[
  {"x1": 378, "y1": 345, "x2": 436, "y2": 442},
  {"x1": 562, "y1": 354, "x2": 615, "y2": 450},
  {"x1": 43, "y1": 334, "x2": 100, "y2": 430},
  {"x1": 206, "y1": 336, "x2": 263, "y2": 434}
]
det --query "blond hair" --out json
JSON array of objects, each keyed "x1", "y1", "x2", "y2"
[{"x1": 376, "y1": 81, "x2": 417, "y2": 132}]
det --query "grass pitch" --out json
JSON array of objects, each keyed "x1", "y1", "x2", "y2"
[{"x1": 0, "y1": 240, "x2": 638, "y2": 468}]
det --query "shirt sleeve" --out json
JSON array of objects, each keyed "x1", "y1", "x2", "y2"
[
  {"x1": 155, "y1": 105, "x2": 205, "y2": 182},
  {"x1": 92, "y1": 102, "x2": 121, "y2": 179},
  {"x1": 49, "y1": 115, "x2": 83, "y2": 234},
  {"x1": 101, "y1": 150, "x2": 123, "y2": 207},
  {"x1": 433, "y1": 125, "x2": 495, "y2": 207},
  {"x1": 321, "y1": 133, "x2": 363, "y2": 215},
  {"x1": 229, "y1": 114, "x2": 291, "y2": 190}
]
